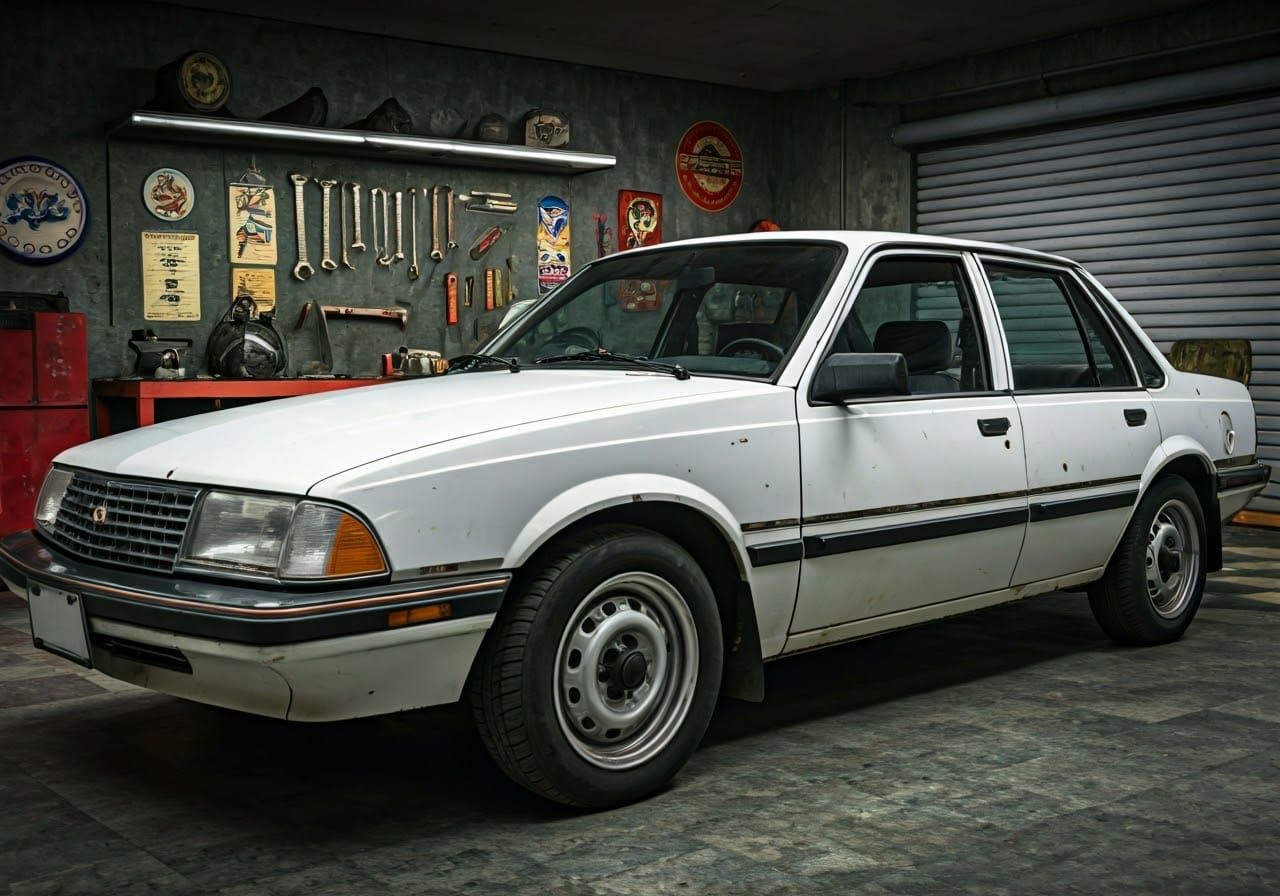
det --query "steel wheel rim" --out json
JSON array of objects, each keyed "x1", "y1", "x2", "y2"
[
  {"x1": 1146, "y1": 498, "x2": 1200, "y2": 619},
  {"x1": 553, "y1": 571, "x2": 699, "y2": 770}
]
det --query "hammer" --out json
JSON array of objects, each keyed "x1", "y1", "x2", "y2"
[{"x1": 297, "y1": 303, "x2": 408, "y2": 330}]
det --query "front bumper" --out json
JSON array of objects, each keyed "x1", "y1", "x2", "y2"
[{"x1": 0, "y1": 531, "x2": 509, "y2": 721}]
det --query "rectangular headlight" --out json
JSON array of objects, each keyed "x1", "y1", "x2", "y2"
[
  {"x1": 184, "y1": 492, "x2": 296, "y2": 573},
  {"x1": 34, "y1": 468, "x2": 74, "y2": 529}
]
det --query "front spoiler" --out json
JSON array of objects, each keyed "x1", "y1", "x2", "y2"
[{"x1": 0, "y1": 530, "x2": 510, "y2": 646}]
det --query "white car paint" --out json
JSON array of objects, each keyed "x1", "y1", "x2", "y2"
[{"x1": 6, "y1": 230, "x2": 1267, "y2": 722}]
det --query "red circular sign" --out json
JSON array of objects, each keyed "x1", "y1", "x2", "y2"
[{"x1": 676, "y1": 121, "x2": 743, "y2": 213}]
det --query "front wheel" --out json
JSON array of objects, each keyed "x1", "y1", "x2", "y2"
[
  {"x1": 469, "y1": 525, "x2": 723, "y2": 808},
  {"x1": 1088, "y1": 474, "x2": 1207, "y2": 644}
]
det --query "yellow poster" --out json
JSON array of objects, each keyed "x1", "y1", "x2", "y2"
[
  {"x1": 228, "y1": 182, "x2": 277, "y2": 265},
  {"x1": 231, "y1": 267, "x2": 276, "y2": 312},
  {"x1": 141, "y1": 231, "x2": 201, "y2": 321}
]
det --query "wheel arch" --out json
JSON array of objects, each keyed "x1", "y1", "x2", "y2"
[
  {"x1": 503, "y1": 476, "x2": 766, "y2": 702},
  {"x1": 1133, "y1": 439, "x2": 1222, "y2": 573}
]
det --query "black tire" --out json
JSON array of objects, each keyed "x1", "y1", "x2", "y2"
[
  {"x1": 1088, "y1": 474, "x2": 1207, "y2": 644},
  {"x1": 468, "y1": 524, "x2": 723, "y2": 808}
]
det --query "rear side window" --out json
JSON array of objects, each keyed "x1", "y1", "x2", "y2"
[
  {"x1": 984, "y1": 262, "x2": 1136, "y2": 391},
  {"x1": 1081, "y1": 279, "x2": 1167, "y2": 388}
]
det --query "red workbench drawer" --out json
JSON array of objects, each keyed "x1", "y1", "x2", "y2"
[
  {"x1": 0, "y1": 311, "x2": 87, "y2": 405},
  {"x1": 0, "y1": 408, "x2": 90, "y2": 536}
]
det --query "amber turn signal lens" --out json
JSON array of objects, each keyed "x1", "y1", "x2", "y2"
[
  {"x1": 325, "y1": 514, "x2": 388, "y2": 577},
  {"x1": 387, "y1": 603, "x2": 453, "y2": 628}
]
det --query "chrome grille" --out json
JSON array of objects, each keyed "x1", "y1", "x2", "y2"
[{"x1": 46, "y1": 472, "x2": 200, "y2": 572}]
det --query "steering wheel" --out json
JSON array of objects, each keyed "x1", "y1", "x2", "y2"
[
  {"x1": 718, "y1": 337, "x2": 785, "y2": 362},
  {"x1": 535, "y1": 326, "x2": 601, "y2": 358}
]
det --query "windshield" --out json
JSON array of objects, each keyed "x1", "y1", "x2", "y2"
[{"x1": 487, "y1": 241, "x2": 844, "y2": 379}]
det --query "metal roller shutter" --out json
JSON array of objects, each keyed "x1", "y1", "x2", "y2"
[{"x1": 916, "y1": 95, "x2": 1280, "y2": 513}]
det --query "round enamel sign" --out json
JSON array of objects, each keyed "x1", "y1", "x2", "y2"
[
  {"x1": 143, "y1": 167, "x2": 195, "y2": 221},
  {"x1": 675, "y1": 121, "x2": 743, "y2": 213},
  {"x1": 0, "y1": 156, "x2": 89, "y2": 265}
]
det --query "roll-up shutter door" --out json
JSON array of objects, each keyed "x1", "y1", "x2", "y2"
[{"x1": 915, "y1": 94, "x2": 1280, "y2": 513}]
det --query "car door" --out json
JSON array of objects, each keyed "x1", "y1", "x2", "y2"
[
  {"x1": 977, "y1": 257, "x2": 1160, "y2": 585},
  {"x1": 789, "y1": 249, "x2": 1029, "y2": 636}
]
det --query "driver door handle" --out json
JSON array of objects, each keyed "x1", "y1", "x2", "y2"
[{"x1": 977, "y1": 417, "x2": 1011, "y2": 437}]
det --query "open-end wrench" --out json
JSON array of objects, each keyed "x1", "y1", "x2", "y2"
[
  {"x1": 408, "y1": 188, "x2": 420, "y2": 280},
  {"x1": 290, "y1": 173, "x2": 314, "y2": 281},
  {"x1": 340, "y1": 182, "x2": 355, "y2": 270},
  {"x1": 350, "y1": 183, "x2": 366, "y2": 252},
  {"x1": 378, "y1": 189, "x2": 392, "y2": 267},
  {"x1": 369, "y1": 189, "x2": 382, "y2": 262},
  {"x1": 444, "y1": 185, "x2": 457, "y2": 251},
  {"x1": 317, "y1": 178, "x2": 338, "y2": 271},
  {"x1": 393, "y1": 191, "x2": 405, "y2": 263},
  {"x1": 429, "y1": 185, "x2": 444, "y2": 262}
]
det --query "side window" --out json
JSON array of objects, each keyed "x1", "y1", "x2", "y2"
[
  {"x1": 1085, "y1": 280, "x2": 1167, "y2": 388},
  {"x1": 835, "y1": 256, "x2": 989, "y2": 395},
  {"x1": 984, "y1": 262, "x2": 1134, "y2": 390}
]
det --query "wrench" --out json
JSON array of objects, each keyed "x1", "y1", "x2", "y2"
[
  {"x1": 408, "y1": 188, "x2": 420, "y2": 280},
  {"x1": 444, "y1": 185, "x2": 457, "y2": 251},
  {"x1": 317, "y1": 178, "x2": 338, "y2": 271},
  {"x1": 429, "y1": 185, "x2": 444, "y2": 262},
  {"x1": 350, "y1": 183, "x2": 366, "y2": 252},
  {"x1": 369, "y1": 189, "x2": 382, "y2": 262},
  {"x1": 340, "y1": 181, "x2": 354, "y2": 269},
  {"x1": 378, "y1": 189, "x2": 392, "y2": 267},
  {"x1": 393, "y1": 191, "x2": 405, "y2": 263},
  {"x1": 290, "y1": 173, "x2": 314, "y2": 281}
]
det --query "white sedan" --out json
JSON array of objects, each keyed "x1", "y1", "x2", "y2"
[{"x1": 1, "y1": 231, "x2": 1269, "y2": 808}]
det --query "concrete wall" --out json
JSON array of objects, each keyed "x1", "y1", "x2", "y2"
[{"x1": 0, "y1": 1, "x2": 778, "y2": 380}]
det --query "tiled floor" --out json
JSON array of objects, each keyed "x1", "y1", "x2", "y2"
[{"x1": 1, "y1": 527, "x2": 1277, "y2": 894}]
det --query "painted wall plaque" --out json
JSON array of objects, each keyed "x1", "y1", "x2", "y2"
[
  {"x1": 675, "y1": 121, "x2": 743, "y2": 212},
  {"x1": 228, "y1": 181, "x2": 277, "y2": 265},
  {"x1": 537, "y1": 195, "x2": 571, "y2": 295},
  {"x1": 142, "y1": 231, "x2": 201, "y2": 322},
  {"x1": 143, "y1": 167, "x2": 195, "y2": 221},
  {"x1": 0, "y1": 156, "x2": 88, "y2": 264},
  {"x1": 618, "y1": 190, "x2": 664, "y2": 312}
]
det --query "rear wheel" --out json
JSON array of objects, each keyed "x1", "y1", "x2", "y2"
[
  {"x1": 469, "y1": 525, "x2": 723, "y2": 808},
  {"x1": 1088, "y1": 474, "x2": 1206, "y2": 644}
]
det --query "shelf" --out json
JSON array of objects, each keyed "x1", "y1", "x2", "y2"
[{"x1": 111, "y1": 111, "x2": 616, "y2": 175}]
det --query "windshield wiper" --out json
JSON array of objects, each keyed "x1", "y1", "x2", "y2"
[
  {"x1": 535, "y1": 348, "x2": 689, "y2": 380},
  {"x1": 446, "y1": 353, "x2": 520, "y2": 374}
]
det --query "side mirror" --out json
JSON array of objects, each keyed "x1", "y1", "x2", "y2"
[{"x1": 812, "y1": 352, "x2": 909, "y2": 403}]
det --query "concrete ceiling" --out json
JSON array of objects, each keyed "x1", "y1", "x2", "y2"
[{"x1": 178, "y1": 0, "x2": 1206, "y2": 90}]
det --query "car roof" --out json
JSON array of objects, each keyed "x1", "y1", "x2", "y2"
[{"x1": 610, "y1": 230, "x2": 1076, "y2": 267}]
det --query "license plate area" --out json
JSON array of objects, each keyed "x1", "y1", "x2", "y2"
[{"x1": 28, "y1": 581, "x2": 93, "y2": 668}]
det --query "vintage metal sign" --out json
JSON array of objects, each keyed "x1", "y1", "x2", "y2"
[
  {"x1": 675, "y1": 121, "x2": 743, "y2": 213},
  {"x1": 143, "y1": 167, "x2": 194, "y2": 221},
  {"x1": 537, "y1": 195, "x2": 571, "y2": 294},
  {"x1": 618, "y1": 190, "x2": 664, "y2": 312},
  {"x1": 231, "y1": 267, "x2": 276, "y2": 312},
  {"x1": 0, "y1": 156, "x2": 88, "y2": 264},
  {"x1": 141, "y1": 231, "x2": 201, "y2": 321}
]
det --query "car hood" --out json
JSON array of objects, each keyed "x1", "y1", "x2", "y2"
[{"x1": 58, "y1": 371, "x2": 746, "y2": 494}]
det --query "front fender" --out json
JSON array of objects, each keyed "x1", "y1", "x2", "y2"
[{"x1": 504, "y1": 473, "x2": 751, "y2": 572}]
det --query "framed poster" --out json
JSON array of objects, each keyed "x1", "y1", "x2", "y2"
[
  {"x1": 675, "y1": 121, "x2": 744, "y2": 212},
  {"x1": 141, "y1": 231, "x2": 200, "y2": 321},
  {"x1": 228, "y1": 181, "x2": 276, "y2": 265},
  {"x1": 536, "y1": 195, "x2": 571, "y2": 294},
  {"x1": 231, "y1": 267, "x2": 276, "y2": 312},
  {"x1": 618, "y1": 190, "x2": 662, "y2": 250}
]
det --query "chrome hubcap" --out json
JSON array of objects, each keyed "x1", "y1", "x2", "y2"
[
  {"x1": 1146, "y1": 498, "x2": 1200, "y2": 619},
  {"x1": 554, "y1": 572, "x2": 698, "y2": 770}
]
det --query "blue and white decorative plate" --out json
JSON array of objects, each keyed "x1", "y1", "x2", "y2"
[{"x1": 0, "y1": 156, "x2": 89, "y2": 264}]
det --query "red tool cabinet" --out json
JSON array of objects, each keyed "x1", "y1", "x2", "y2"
[{"x1": 0, "y1": 304, "x2": 90, "y2": 536}]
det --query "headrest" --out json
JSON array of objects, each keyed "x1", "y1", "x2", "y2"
[{"x1": 874, "y1": 320, "x2": 952, "y2": 373}]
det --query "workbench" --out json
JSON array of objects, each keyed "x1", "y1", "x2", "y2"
[{"x1": 93, "y1": 377, "x2": 389, "y2": 435}]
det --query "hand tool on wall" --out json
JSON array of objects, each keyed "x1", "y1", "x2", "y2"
[
  {"x1": 294, "y1": 296, "x2": 334, "y2": 375},
  {"x1": 464, "y1": 275, "x2": 474, "y2": 308},
  {"x1": 317, "y1": 178, "x2": 338, "y2": 271},
  {"x1": 485, "y1": 267, "x2": 496, "y2": 311},
  {"x1": 370, "y1": 188, "x2": 382, "y2": 263},
  {"x1": 340, "y1": 181, "x2": 355, "y2": 269},
  {"x1": 377, "y1": 189, "x2": 392, "y2": 267},
  {"x1": 445, "y1": 186, "x2": 457, "y2": 251},
  {"x1": 408, "y1": 188, "x2": 421, "y2": 281},
  {"x1": 467, "y1": 197, "x2": 518, "y2": 215},
  {"x1": 469, "y1": 224, "x2": 507, "y2": 261},
  {"x1": 429, "y1": 185, "x2": 444, "y2": 262},
  {"x1": 298, "y1": 302, "x2": 409, "y2": 329},
  {"x1": 445, "y1": 272, "x2": 459, "y2": 326},
  {"x1": 460, "y1": 191, "x2": 513, "y2": 201},
  {"x1": 350, "y1": 182, "x2": 366, "y2": 252},
  {"x1": 507, "y1": 255, "x2": 519, "y2": 304},
  {"x1": 393, "y1": 191, "x2": 405, "y2": 264},
  {"x1": 290, "y1": 173, "x2": 314, "y2": 281}
]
